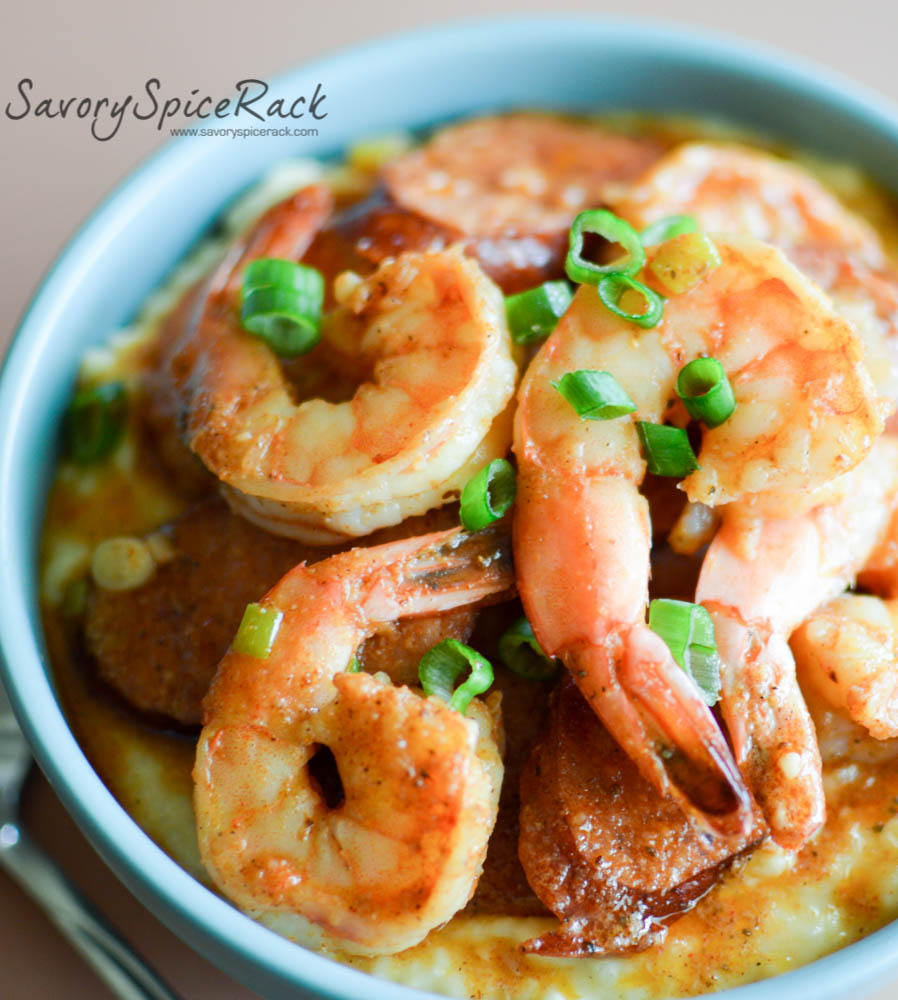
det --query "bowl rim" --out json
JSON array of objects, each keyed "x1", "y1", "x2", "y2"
[{"x1": 4, "y1": 14, "x2": 898, "y2": 1000}]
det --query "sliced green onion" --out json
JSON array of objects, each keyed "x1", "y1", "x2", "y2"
[
  {"x1": 676, "y1": 357, "x2": 736, "y2": 429},
  {"x1": 61, "y1": 577, "x2": 89, "y2": 618},
  {"x1": 648, "y1": 599, "x2": 721, "y2": 705},
  {"x1": 636, "y1": 422, "x2": 700, "y2": 477},
  {"x1": 64, "y1": 381, "x2": 128, "y2": 464},
  {"x1": 418, "y1": 638, "x2": 494, "y2": 715},
  {"x1": 640, "y1": 214, "x2": 698, "y2": 246},
  {"x1": 498, "y1": 617, "x2": 558, "y2": 680},
  {"x1": 241, "y1": 286, "x2": 321, "y2": 356},
  {"x1": 241, "y1": 258, "x2": 324, "y2": 357},
  {"x1": 346, "y1": 655, "x2": 361, "y2": 673},
  {"x1": 566, "y1": 209, "x2": 645, "y2": 284},
  {"x1": 597, "y1": 273, "x2": 664, "y2": 329},
  {"x1": 505, "y1": 281, "x2": 573, "y2": 344},
  {"x1": 244, "y1": 257, "x2": 320, "y2": 293},
  {"x1": 647, "y1": 231, "x2": 721, "y2": 295},
  {"x1": 686, "y1": 643, "x2": 722, "y2": 706},
  {"x1": 233, "y1": 602, "x2": 283, "y2": 659},
  {"x1": 553, "y1": 370, "x2": 636, "y2": 421},
  {"x1": 459, "y1": 458, "x2": 516, "y2": 531}
]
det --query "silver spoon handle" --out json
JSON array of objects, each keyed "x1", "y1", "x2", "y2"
[{"x1": 0, "y1": 822, "x2": 182, "y2": 1000}]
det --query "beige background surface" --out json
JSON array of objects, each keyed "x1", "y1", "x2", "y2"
[{"x1": 3, "y1": 0, "x2": 898, "y2": 998}]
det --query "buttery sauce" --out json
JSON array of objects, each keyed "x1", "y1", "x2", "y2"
[{"x1": 39, "y1": 115, "x2": 898, "y2": 999}]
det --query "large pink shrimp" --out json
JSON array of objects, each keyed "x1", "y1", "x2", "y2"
[
  {"x1": 697, "y1": 437, "x2": 898, "y2": 846},
  {"x1": 614, "y1": 141, "x2": 898, "y2": 409},
  {"x1": 160, "y1": 186, "x2": 517, "y2": 542},
  {"x1": 513, "y1": 234, "x2": 884, "y2": 840},
  {"x1": 195, "y1": 525, "x2": 513, "y2": 954}
]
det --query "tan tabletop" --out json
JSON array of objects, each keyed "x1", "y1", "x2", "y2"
[{"x1": 3, "y1": 0, "x2": 898, "y2": 997}]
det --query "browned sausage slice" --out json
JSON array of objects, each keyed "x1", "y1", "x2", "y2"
[
  {"x1": 518, "y1": 676, "x2": 766, "y2": 956},
  {"x1": 84, "y1": 500, "x2": 477, "y2": 726},
  {"x1": 85, "y1": 497, "x2": 311, "y2": 725},
  {"x1": 304, "y1": 189, "x2": 569, "y2": 295},
  {"x1": 384, "y1": 113, "x2": 665, "y2": 240}
]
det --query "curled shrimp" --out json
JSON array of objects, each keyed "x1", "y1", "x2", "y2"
[
  {"x1": 614, "y1": 141, "x2": 898, "y2": 406},
  {"x1": 615, "y1": 142, "x2": 885, "y2": 266},
  {"x1": 194, "y1": 525, "x2": 513, "y2": 955},
  {"x1": 513, "y1": 234, "x2": 883, "y2": 838},
  {"x1": 791, "y1": 469, "x2": 898, "y2": 741},
  {"x1": 697, "y1": 437, "x2": 898, "y2": 846},
  {"x1": 164, "y1": 187, "x2": 518, "y2": 542},
  {"x1": 792, "y1": 594, "x2": 898, "y2": 741}
]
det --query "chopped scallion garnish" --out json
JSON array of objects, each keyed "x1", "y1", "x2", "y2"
[
  {"x1": 648, "y1": 599, "x2": 721, "y2": 705},
  {"x1": 497, "y1": 617, "x2": 558, "y2": 680},
  {"x1": 459, "y1": 458, "x2": 516, "y2": 531},
  {"x1": 418, "y1": 638, "x2": 494, "y2": 715},
  {"x1": 233, "y1": 602, "x2": 283, "y2": 659},
  {"x1": 636, "y1": 422, "x2": 700, "y2": 478},
  {"x1": 676, "y1": 357, "x2": 736, "y2": 428},
  {"x1": 241, "y1": 257, "x2": 324, "y2": 356},
  {"x1": 565, "y1": 209, "x2": 645, "y2": 284},
  {"x1": 640, "y1": 214, "x2": 698, "y2": 246},
  {"x1": 597, "y1": 273, "x2": 664, "y2": 328},
  {"x1": 553, "y1": 370, "x2": 636, "y2": 421},
  {"x1": 244, "y1": 257, "x2": 320, "y2": 293},
  {"x1": 346, "y1": 656, "x2": 361, "y2": 673},
  {"x1": 64, "y1": 381, "x2": 128, "y2": 464},
  {"x1": 505, "y1": 281, "x2": 573, "y2": 344}
]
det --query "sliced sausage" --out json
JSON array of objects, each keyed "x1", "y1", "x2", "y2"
[
  {"x1": 518, "y1": 676, "x2": 766, "y2": 956},
  {"x1": 384, "y1": 112, "x2": 666, "y2": 240},
  {"x1": 84, "y1": 500, "x2": 477, "y2": 726},
  {"x1": 305, "y1": 114, "x2": 666, "y2": 295}
]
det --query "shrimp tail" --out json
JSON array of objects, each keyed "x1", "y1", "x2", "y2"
[
  {"x1": 709, "y1": 603, "x2": 825, "y2": 850},
  {"x1": 357, "y1": 524, "x2": 515, "y2": 624},
  {"x1": 572, "y1": 627, "x2": 757, "y2": 843}
]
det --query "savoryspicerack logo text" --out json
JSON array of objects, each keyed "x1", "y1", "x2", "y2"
[{"x1": 4, "y1": 77, "x2": 327, "y2": 141}]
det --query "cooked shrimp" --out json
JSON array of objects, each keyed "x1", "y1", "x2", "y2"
[
  {"x1": 164, "y1": 187, "x2": 517, "y2": 542},
  {"x1": 615, "y1": 142, "x2": 898, "y2": 406},
  {"x1": 515, "y1": 233, "x2": 881, "y2": 838},
  {"x1": 615, "y1": 142, "x2": 885, "y2": 266},
  {"x1": 697, "y1": 437, "x2": 898, "y2": 847},
  {"x1": 194, "y1": 525, "x2": 512, "y2": 955},
  {"x1": 514, "y1": 234, "x2": 883, "y2": 835},
  {"x1": 791, "y1": 468, "x2": 898, "y2": 742},
  {"x1": 792, "y1": 594, "x2": 898, "y2": 741}
]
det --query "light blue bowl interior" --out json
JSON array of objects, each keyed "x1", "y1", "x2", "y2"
[{"x1": 3, "y1": 16, "x2": 898, "y2": 1000}]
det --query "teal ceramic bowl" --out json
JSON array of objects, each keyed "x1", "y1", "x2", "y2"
[{"x1": 3, "y1": 17, "x2": 898, "y2": 1000}]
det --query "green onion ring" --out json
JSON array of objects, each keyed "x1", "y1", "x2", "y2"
[
  {"x1": 233, "y1": 602, "x2": 283, "y2": 659},
  {"x1": 597, "y1": 273, "x2": 664, "y2": 329},
  {"x1": 497, "y1": 617, "x2": 558, "y2": 680},
  {"x1": 459, "y1": 458, "x2": 517, "y2": 531},
  {"x1": 64, "y1": 381, "x2": 128, "y2": 464},
  {"x1": 648, "y1": 599, "x2": 721, "y2": 705},
  {"x1": 240, "y1": 258, "x2": 324, "y2": 357},
  {"x1": 565, "y1": 209, "x2": 646, "y2": 284},
  {"x1": 636, "y1": 422, "x2": 700, "y2": 478},
  {"x1": 676, "y1": 357, "x2": 736, "y2": 428},
  {"x1": 241, "y1": 285, "x2": 322, "y2": 356},
  {"x1": 418, "y1": 638, "x2": 495, "y2": 715},
  {"x1": 553, "y1": 369, "x2": 637, "y2": 421},
  {"x1": 505, "y1": 281, "x2": 573, "y2": 344},
  {"x1": 244, "y1": 257, "x2": 322, "y2": 294}
]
